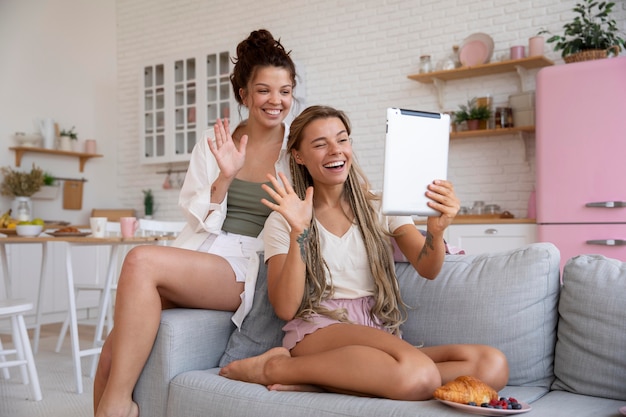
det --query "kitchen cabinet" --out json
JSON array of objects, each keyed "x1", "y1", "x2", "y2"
[
  {"x1": 141, "y1": 50, "x2": 237, "y2": 164},
  {"x1": 9, "y1": 147, "x2": 103, "y2": 172},
  {"x1": 446, "y1": 223, "x2": 536, "y2": 255}
]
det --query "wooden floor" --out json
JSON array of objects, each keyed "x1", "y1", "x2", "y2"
[{"x1": 1, "y1": 322, "x2": 96, "y2": 344}]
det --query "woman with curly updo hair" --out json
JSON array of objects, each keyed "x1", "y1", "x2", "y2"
[{"x1": 94, "y1": 29, "x2": 298, "y2": 417}]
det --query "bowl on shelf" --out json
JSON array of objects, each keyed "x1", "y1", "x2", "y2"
[
  {"x1": 13, "y1": 132, "x2": 43, "y2": 147},
  {"x1": 16, "y1": 224, "x2": 43, "y2": 237}
]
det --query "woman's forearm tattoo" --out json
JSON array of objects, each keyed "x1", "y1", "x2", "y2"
[
  {"x1": 296, "y1": 228, "x2": 310, "y2": 261},
  {"x1": 417, "y1": 231, "x2": 435, "y2": 261}
]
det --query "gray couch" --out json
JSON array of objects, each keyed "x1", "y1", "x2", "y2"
[{"x1": 134, "y1": 243, "x2": 626, "y2": 416}]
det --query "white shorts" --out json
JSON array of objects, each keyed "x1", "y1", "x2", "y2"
[{"x1": 197, "y1": 231, "x2": 262, "y2": 283}]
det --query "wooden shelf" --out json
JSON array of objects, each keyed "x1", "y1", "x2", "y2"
[
  {"x1": 407, "y1": 56, "x2": 554, "y2": 83},
  {"x1": 9, "y1": 147, "x2": 103, "y2": 172},
  {"x1": 408, "y1": 56, "x2": 554, "y2": 109},
  {"x1": 451, "y1": 126, "x2": 534, "y2": 139}
]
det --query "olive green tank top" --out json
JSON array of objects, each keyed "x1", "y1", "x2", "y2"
[{"x1": 222, "y1": 178, "x2": 273, "y2": 237}]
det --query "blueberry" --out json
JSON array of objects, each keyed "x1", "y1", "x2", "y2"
[
  {"x1": 468, "y1": 402, "x2": 477, "y2": 406},
  {"x1": 512, "y1": 403, "x2": 523, "y2": 410}
]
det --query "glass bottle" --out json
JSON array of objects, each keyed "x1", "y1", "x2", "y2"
[
  {"x1": 471, "y1": 200, "x2": 485, "y2": 215},
  {"x1": 419, "y1": 55, "x2": 432, "y2": 74},
  {"x1": 16, "y1": 197, "x2": 32, "y2": 222}
]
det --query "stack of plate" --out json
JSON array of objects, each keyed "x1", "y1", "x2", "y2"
[{"x1": 458, "y1": 33, "x2": 494, "y2": 67}]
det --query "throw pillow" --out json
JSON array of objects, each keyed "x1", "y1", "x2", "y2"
[
  {"x1": 219, "y1": 255, "x2": 286, "y2": 366},
  {"x1": 551, "y1": 254, "x2": 626, "y2": 401}
]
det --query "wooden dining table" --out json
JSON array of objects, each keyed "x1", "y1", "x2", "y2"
[{"x1": 0, "y1": 232, "x2": 175, "y2": 394}]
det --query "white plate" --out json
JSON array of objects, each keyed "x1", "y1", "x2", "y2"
[
  {"x1": 459, "y1": 32, "x2": 494, "y2": 66},
  {"x1": 436, "y1": 399, "x2": 531, "y2": 416}
]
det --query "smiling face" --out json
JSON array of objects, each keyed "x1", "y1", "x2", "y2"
[
  {"x1": 240, "y1": 66, "x2": 293, "y2": 129},
  {"x1": 293, "y1": 117, "x2": 353, "y2": 187}
]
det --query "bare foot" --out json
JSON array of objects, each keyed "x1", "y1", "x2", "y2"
[
  {"x1": 95, "y1": 400, "x2": 139, "y2": 417},
  {"x1": 219, "y1": 347, "x2": 290, "y2": 385},
  {"x1": 268, "y1": 383, "x2": 325, "y2": 392}
]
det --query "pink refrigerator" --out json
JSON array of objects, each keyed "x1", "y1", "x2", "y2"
[{"x1": 536, "y1": 56, "x2": 626, "y2": 271}]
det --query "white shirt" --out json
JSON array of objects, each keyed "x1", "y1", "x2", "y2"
[
  {"x1": 172, "y1": 124, "x2": 291, "y2": 327},
  {"x1": 263, "y1": 205, "x2": 413, "y2": 299}
]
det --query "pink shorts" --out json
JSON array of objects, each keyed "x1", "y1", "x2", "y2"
[{"x1": 282, "y1": 296, "x2": 392, "y2": 350}]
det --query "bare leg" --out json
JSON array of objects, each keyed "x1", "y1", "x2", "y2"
[
  {"x1": 94, "y1": 245, "x2": 243, "y2": 417},
  {"x1": 221, "y1": 324, "x2": 441, "y2": 401},
  {"x1": 421, "y1": 344, "x2": 509, "y2": 390}
]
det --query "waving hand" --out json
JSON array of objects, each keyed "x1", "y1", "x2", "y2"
[
  {"x1": 261, "y1": 172, "x2": 314, "y2": 234},
  {"x1": 207, "y1": 118, "x2": 248, "y2": 179}
]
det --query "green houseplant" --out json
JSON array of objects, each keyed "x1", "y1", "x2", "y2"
[
  {"x1": 143, "y1": 189, "x2": 154, "y2": 217},
  {"x1": 59, "y1": 126, "x2": 78, "y2": 151},
  {"x1": 454, "y1": 98, "x2": 492, "y2": 130},
  {"x1": 539, "y1": 0, "x2": 624, "y2": 63},
  {"x1": 59, "y1": 126, "x2": 78, "y2": 140},
  {"x1": 32, "y1": 171, "x2": 60, "y2": 200}
]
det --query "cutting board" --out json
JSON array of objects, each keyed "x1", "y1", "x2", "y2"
[{"x1": 63, "y1": 180, "x2": 84, "y2": 210}]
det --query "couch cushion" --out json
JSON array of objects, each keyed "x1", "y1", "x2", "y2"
[
  {"x1": 219, "y1": 255, "x2": 286, "y2": 366},
  {"x1": 551, "y1": 254, "x2": 626, "y2": 401},
  {"x1": 396, "y1": 242, "x2": 561, "y2": 389}
]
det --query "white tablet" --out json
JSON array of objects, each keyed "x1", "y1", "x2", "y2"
[{"x1": 382, "y1": 108, "x2": 450, "y2": 216}]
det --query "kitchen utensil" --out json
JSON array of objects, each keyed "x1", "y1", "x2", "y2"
[{"x1": 63, "y1": 180, "x2": 84, "y2": 210}]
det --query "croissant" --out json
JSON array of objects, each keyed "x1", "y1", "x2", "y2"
[{"x1": 433, "y1": 375, "x2": 498, "y2": 404}]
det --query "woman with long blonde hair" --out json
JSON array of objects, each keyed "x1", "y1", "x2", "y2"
[{"x1": 220, "y1": 105, "x2": 508, "y2": 400}]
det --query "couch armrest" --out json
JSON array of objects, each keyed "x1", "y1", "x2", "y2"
[{"x1": 133, "y1": 308, "x2": 235, "y2": 417}]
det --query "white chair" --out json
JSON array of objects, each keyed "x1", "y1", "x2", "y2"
[
  {"x1": 55, "y1": 219, "x2": 185, "y2": 378},
  {"x1": 138, "y1": 219, "x2": 186, "y2": 243},
  {"x1": 55, "y1": 221, "x2": 121, "y2": 354},
  {"x1": 0, "y1": 299, "x2": 42, "y2": 401}
]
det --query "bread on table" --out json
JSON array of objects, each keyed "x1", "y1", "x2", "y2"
[{"x1": 433, "y1": 375, "x2": 498, "y2": 404}]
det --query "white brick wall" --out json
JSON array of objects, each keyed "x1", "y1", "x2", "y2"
[{"x1": 115, "y1": 0, "x2": 625, "y2": 219}]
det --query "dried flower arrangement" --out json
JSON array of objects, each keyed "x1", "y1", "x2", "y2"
[{"x1": 0, "y1": 164, "x2": 45, "y2": 197}]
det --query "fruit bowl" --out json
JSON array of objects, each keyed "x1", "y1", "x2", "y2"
[{"x1": 16, "y1": 224, "x2": 43, "y2": 237}]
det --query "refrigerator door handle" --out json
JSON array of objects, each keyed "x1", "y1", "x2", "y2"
[
  {"x1": 586, "y1": 239, "x2": 626, "y2": 246},
  {"x1": 585, "y1": 201, "x2": 626, "y2": 208}
]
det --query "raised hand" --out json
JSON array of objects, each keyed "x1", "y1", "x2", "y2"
[
  {"x1": 425, "y1": 180, "x2": 460, "y2": 233},
  {"x1": 207, "y1": 118, "x2": 249, "y2": 180},
  {"x1": 261, "y1": 172, "x2": 314, "y2": 233}
]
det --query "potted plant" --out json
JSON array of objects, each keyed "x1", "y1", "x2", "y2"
[
  {"x1": 539, "y1": 0, "x2": 625, "y2": 63},
  {"x1": 1, "y1": 164, "x2": 44, "y2": 221},
  {"x1": 143, "y1": 189, "x2": 154, "y2": 218},
  {"x1": 59, "y1": 126, "x2": 78, "y2": 151},
  {"x1": 454, "y1": 98, "x2": 492, "y2": 130},
  {"x1": 32, "y1": 172, "x2": 60, "y2": 200}
]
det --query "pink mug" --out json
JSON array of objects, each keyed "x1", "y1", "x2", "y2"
[
  {"x1": 120, "y1": 217, "x2": 139, "y2": 238},
  {"x1": 510, "y1": 45, "x2": 526, "y2": 60}
]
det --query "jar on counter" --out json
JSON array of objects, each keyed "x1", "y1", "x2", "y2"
[
  {"x1": 495, "y1": 107, "x2": 513, "y2": 128},
  {"x1": 419, "y1": 55, "x2": 432, "y2": 74},
  {"x1": 484, "y1": 204, "x2": 501, "y2": 215},
  {"x1": 471, "y1": 200, "x2": 485, "y2": 215}
]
